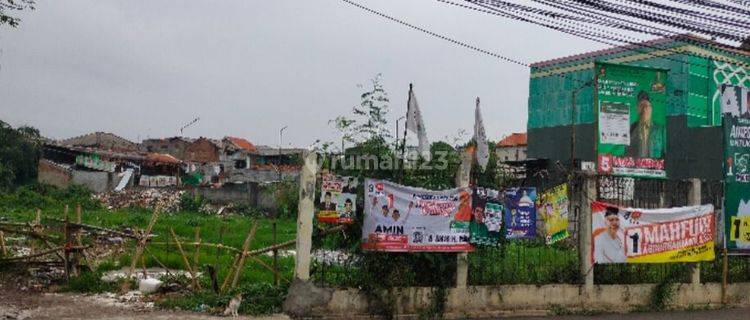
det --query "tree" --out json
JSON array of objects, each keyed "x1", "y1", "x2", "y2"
[
  {"x1": 0, "y1": 120, "x2": 42, "y2": 190},
  {"x1": 0, "y1": 0, "x2": 35, "y2": 28},
  {"x1": 331, "y1": 74, "x2": 392, "y2": 148}
]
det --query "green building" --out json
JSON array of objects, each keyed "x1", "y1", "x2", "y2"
[{"x1": 527, "y1": 35, "x2": 750, "y2": 180}]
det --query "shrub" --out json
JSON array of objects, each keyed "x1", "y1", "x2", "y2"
[{"x1": 180, "y1": 193, "x2": 205, "y2": 212}]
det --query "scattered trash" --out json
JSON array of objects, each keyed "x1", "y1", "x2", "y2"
[
  {"x1": 93, "y1": 189, "x2": 184, "y2": 213},
  {"x1": 138, "y1": 278, "x2": 162, "y2": 294},
  {"x1": 89, "y1": 291, "x2": 154, "y2": 311},
  {"x1": 101, "y1": 268, "x2": 200, "y2": 283}
]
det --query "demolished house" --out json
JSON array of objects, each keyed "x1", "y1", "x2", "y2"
[{"x1": 39, "y1": 133, "x2": 182, "y2": 193}]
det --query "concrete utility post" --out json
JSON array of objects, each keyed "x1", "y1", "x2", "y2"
[
  {"x1": 294, "y1": 151, "x2": 318, "y2": 281},
  {"x1": 579, "y1": 174, "x2": 596, "y2": 294},
  {"x1": 688, "y1": 178, "x2": 701, "y2": 286},
  {"x1": 455, "y1": 150, "x2": 472, "y2": 288}
]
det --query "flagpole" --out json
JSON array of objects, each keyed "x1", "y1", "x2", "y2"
[{"x1": 399, "y1": 83, "x2": 412, "y2": 183}]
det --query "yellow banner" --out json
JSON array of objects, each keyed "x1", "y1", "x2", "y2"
[{"x1": 729, "y1": 216, "x2": 750, "y2": 242}]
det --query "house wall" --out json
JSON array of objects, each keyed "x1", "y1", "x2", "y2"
[
  {"x1": 141, "y1": 139, "x2": 191, "y2": 160},
  {"x1": 71, "y1": 170, "x2": 113, "y2": 193},
  {"x1": 496, "y1": 146, "x2": 527, "y2": 162},
  {"x1": 185, "y1": 139, "x2": 219, "y2": 163},
  {"x1": 37, "y1": 160, "x2": 72, "y2": 188},
  {"x1": 191, "y1": 182, "x2": 281, "y2": 212}
]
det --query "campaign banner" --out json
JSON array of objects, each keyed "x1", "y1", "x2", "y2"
[
  {"x1": 317, "y1": 174, "x2": 357, "y2": 224},
  {"x1": 592, "y1": 202, "x2": 715, "y2": 264},
  {"x1": 538, "y1": 184, "x2": 570, "y2": 244},
  {"x1": 504, "y1": 187, "x2": 537, "y2": 239},
  {"x1": 722, "y1": 84, "x2": 750, "y2": 252},
  {"x1": 470, "y1": 187, "x2": 504, "y2": 246},
  {"x1": 596, "y1": 62, "x2": 668, "y2": 179},
  {"x1": 361, "y1": 179, "x2": 473, "y2": 252}
]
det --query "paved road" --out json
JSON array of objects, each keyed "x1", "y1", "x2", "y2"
[{"x1": 502, "y1": 307, "x2": 750, "y2": 319}]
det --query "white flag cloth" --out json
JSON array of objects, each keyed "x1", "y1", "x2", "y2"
[
  {"x1": 406, "y1": 85, "x2": 431, "y2": 160},
  {"x1": 474, "y1": 97, "x2": 489, "y2": 170}
]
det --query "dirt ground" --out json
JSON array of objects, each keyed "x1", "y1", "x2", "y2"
[{"x1": 0, "y1": 273, "x2": 287, "y2": 320}]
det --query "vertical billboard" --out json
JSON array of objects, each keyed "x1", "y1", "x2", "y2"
[
  {"x1": 595, "y1": 62, "x2": 668, "y2": 178},
  {"x1": 721, "y1": 84, "x2": 750, "y2": 252}
]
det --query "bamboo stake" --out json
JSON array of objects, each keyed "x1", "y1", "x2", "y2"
[
  {"x1": 250, "y1": 255, "x2": 290, "y2": 284},
  {"x1": 45, "y1": 218, "x2": 139, "y2": 240},
  {"x1": 147, "y1": 241, "x2": 241, "y2": 253},
  {"x1": 170, "y1": 228, "x2": 201, "y2": 291},
  {"x1": 230, "y1": 222, "x2": 259, "y2": 290},
  {"x1": 220, "y1": 252, "x2": 241, "y2": 293},
  {"x1": 0, "y1": 231, "x2": 7, "y2": 256},
  {"x1": 144, "y1": 246, "x2": 173, "y2": 278},
  {"x1": 193, "y1": 227, "x2": 201, "y2": 269},
  {"x1": 124, "y1": 209, "x2": 160, "y2": 291}
]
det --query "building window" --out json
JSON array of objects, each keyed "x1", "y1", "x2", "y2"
[{"x1": 234, "y1": 159, "x2": 247, "y2": 169}]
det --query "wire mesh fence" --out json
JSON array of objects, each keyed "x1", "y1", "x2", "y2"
[{"x1": 308, "y1": 171, "x2": 750, "y2": 288}]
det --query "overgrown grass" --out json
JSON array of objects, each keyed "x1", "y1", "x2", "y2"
[{"x1": 0, "y1": 184, "x2": 296, "y2": 315}]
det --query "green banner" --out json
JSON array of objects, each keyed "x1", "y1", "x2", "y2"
[
  {"x1": 722, "y1": 84, "x2": 750, "y2": 252},
  {"x1": 595, "y1": 62, "x2": 668, "y2": 179}
]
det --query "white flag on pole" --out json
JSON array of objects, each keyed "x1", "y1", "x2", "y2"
[
  {"x1": 406, "y1": 84, "x2": 431, "y2": 160},
  {"x1": 474, "y1": 97, "x2": 489, "y2": 170}
]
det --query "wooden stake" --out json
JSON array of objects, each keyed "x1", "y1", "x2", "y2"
[
  {"x1": 63, "y1": 208, "x2": 71, "y2": 283},
  {"x1": 220, "y1": 252, "x2": 241, "y2": 293},
  {"x1": 170, "y1": 228, "x2": 201, "y2": 291},
  {"x1": 0, "y1": 231, "x2": 7, "y2": 256},
  {"x1": 193, "y1": 227, "x2": 201, "y2": 269},
  {"x1": 123, "y1": 209, "x2": 160, "y2": 291},
  {"x1": 230, "y1": 222, "x2": 258, "y2": 290},
  {"x1": 722, "y1": 247, "x2": 729, "y2": 304}
]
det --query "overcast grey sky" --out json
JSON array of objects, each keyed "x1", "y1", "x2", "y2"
[{"x1": 0, "y1": 0, "x2": 620, "y2": 147}]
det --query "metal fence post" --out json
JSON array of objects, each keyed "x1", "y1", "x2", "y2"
[
  {"x1": 579, "y1": 174, "x2": 595, "y2": 293},
  {"x1": 294, "y1": 151, "x2": 318, "y2": 281},
  {"x1": 688, "y1": 178, "x2": 701, "y2": 286},
  {"x1": 455, "y1": 150, "x2": 472, "y2": 288}
]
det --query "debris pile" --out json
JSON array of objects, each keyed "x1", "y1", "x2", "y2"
[
  {"x1": 89, "y1": 291, "x2": 154, "y2": 311},
  {"x1": 93, "y1": 189, "x2": 185, "y2": 213}
]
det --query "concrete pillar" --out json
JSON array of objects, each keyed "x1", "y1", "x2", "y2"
[
  {"x1": 688, "y1": 178, "x2": 701, "y2": 286},
  {"x1": 455, "y1": 150, "x2": 472, "y2": 288},
  {"x1": 579, "y1": 175, "x2": 596, "y2": 293},
  {"x1": 294, "y1": 151, "x2": 318, "y2": 281}
]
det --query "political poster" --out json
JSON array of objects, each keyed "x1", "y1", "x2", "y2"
[
  {"x1": 317, "y1": 174, "x2": 357, "y2": 224},
  {"x1": 361, "y1": 179, "x2": 473, "y2": 252},
  {"x1": 592, "y1": 202, "x2": 715, "y2": 264},
  {"x1": 503, "y1": 187, "x2": 537, "y2": 239},
  {"x1": 721, "y1": 84, "x2": 750, "y2": 252},
  {"x1": 595, "y1": 62, "x2": 668, "y2": 179},
  {"x1": 538, "y1": 184, "x2": 570, "y2": 244},
  {"x1": 470, "y1": 187, "x2": 504, "y2": 246}
]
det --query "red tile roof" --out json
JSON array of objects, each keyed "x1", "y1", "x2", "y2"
[
  {"x1": 225, "y1": 136, "x2": 257, "y2": 152},
  {"x1": 497, "y1": 133, "x2": 527, "y2": 147}
]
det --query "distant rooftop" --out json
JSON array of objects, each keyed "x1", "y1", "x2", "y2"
[{"x1": 497, "y1": 133, "x2": 527, "y2": 147}]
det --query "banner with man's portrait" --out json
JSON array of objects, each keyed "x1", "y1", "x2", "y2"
[
  {"x1": 591, "y1": 202, "x2": 715, "y2": 264},
  {"x1": 470, "y1": 187, "x2": 504, "y2": 246},
  {"x1": 361, "y1": 179, "x2": 474, "y2": 252},
  {"x1": 595, "y1": 62, "x2": 668, "y2": 179},
  {"x1": 317, "y1": 174, "x2": 357, "y2": 224}
]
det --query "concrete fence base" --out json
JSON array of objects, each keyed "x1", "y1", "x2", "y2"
[{"x1": 283, "y1": 280, "x2": 750, "y2": 319}]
